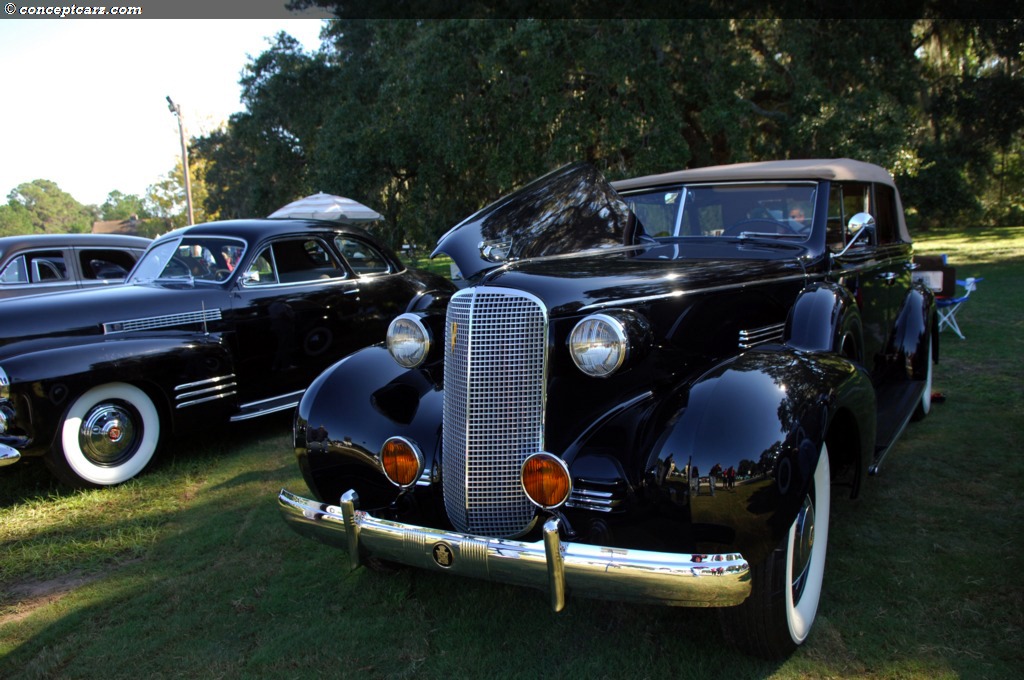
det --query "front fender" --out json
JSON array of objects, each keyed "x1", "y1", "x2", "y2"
[
  {"x1": 295, "y1": 346, "x2": 444, "y2": 509},
  {"x1": 1, "y1": 334, "x2": 235, "y2": 455},
  {"x1": 647, "y1": 348, "x2": 874, "y2": 565}
]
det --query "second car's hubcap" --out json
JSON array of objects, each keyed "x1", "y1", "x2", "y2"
[{"x1": 79, "y1": 403, "x2": 139, "y2": 466}]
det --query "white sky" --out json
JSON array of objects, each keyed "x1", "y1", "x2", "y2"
[{"x1": 0, "y1": 19, "x2": 326, "y2": 207}]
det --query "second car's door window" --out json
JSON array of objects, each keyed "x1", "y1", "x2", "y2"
[
  {"x1": 245, "y1": 238, "x2": 346, "y2": 286},
  {"x1": 335, "y1": 236, "x2": 391, "y2": 275}
]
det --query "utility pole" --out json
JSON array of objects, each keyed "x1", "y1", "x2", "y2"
[{"x1": 166, "y1": 96, "x2": 195, "y2": 225}]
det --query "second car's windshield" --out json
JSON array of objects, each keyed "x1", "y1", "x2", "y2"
[
  {"x1": 129, "y1": 237, "x2": 246, "y2": 284},
  {"x1": 625, "y1": 182, "x2": 817, "y2": 240}
]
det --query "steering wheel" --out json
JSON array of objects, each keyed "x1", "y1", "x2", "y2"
[{"x1": 722, "y1": 219, "x2": 799, "y2": 237}]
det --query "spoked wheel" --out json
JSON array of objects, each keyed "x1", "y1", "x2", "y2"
[
  {"x1": 720, "y1": 444, "x2": 831, "y2": 659},
  {"x1": 46, "y1": 383, "x2": 161, "y2": 488}
]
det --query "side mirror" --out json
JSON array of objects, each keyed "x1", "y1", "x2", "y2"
[
  {"x1": 833, "y1": 212, "x2": 876, "y2": 258},
  {"x1": 239, "y1": 270, "x2": 261, "y2": 286}
]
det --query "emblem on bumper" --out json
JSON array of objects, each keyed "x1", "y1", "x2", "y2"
[{"x1": 432, "y1": 542, "x2": 454, "y2": 568}]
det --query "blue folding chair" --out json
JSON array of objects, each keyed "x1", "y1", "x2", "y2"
[{"x1": 936, "y1": 277, "x2": 981, "y2": 340}]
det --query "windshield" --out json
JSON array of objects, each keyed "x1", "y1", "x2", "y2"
[
  {"x1": 624, "y1": 182, "x2": 817, "y2": 240},
  {"x1": 129, "y1": 237, "x2": 246, "y2": 284}
]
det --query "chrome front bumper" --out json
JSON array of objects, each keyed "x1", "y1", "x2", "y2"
[
  {"x1": 278, "y1": 488, "x2": 751, "y2": 610},
  {"x1": 0, "y1": 443, "x2": 20, "y2": 467}
]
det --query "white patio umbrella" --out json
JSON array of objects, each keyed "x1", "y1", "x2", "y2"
[{"x1": 268, "y1": 192, "x2": 382, "y2": 223}]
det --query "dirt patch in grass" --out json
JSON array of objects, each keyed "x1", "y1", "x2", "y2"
[{"x1": 0, "y1": 571, "x2": 101, "y2": 626}]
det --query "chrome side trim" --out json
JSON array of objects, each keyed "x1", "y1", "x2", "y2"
[
  {"x1": 579, "y1": 273, "x2": 808, "y2": 312},
  {"x1": 104, "y1": 308, "x2": 223, "y2": 334},
  {"x1": 229, "y1": 390, "x2": 305, "y2": 421},
  {"x1": 738, "y1": 322, "x2": 786, "y2": 349},
  {"x1": 174, "y1": 375, "x2": 237, "y2": 410},
  {"x1": 279, "y1": 488, "x2": 751, "y2": 609},
  {"x1": 566, "y1": 488, "x2": 621, "y2": 513}
]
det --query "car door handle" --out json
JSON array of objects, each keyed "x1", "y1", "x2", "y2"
[
  {"x1": 877, "y1": 272, "x2": 898, "y2": 285},
  {"x1": 343, "y1": 288, "x2": 360, "y2": 295}
]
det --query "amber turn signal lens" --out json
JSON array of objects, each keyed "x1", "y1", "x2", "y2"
[
  {"x1": 381, "y1": 437, "x2": 422, "y2": 488},
  {"x1": 521, "y1": 453, "x2": 571, "y2": 509}
]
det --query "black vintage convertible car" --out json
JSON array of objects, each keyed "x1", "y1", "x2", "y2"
[
  {"x1": 277, "y1": 160, "x2": 936, "y2": 658},
  {"x1": 0, "y1": 218, "x2": 454, "y2": 487}
]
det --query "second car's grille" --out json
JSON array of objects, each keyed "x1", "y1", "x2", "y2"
[{"x1": 442, "y1": 287, "x2": 547, "y2": 538}]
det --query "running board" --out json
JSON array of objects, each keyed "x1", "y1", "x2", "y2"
[
  {"x1": 869, "y1": 380, "x2": 925, "y2": 475},
  {"x1": 230, "y1": 390, "x2": 304, "y2": 422}
]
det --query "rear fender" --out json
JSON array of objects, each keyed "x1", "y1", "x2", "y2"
[
  {"x1": 646, "y1": 348, "x2": 874, "y2": 565},
  {"x1": 894, "y1": 284, "x2": 936, "y2": 378},
  {"x1": 786, "y1": 282, "x2": 863, "y2": 361}
]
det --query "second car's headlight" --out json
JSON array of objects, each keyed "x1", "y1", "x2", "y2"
[
  {"x1": 387, "y1": 313, "x2": 432, "y2": 368},
  {"x1": 569, "y1": 313, "x2": 630, "y2": 377}
]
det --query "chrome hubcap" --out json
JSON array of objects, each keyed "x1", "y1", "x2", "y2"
[
  {"x1": 791, "y1": 494, "x2": 816, "y2": 602},
  {"x1": 79, "y1": 403, "x2": 139, "y2": 466}
]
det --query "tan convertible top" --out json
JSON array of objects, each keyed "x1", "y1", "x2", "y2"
[{"x1": 612, "y1": 158, "x2": 896, "y2": 191}]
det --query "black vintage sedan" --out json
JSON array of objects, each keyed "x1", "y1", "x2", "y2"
[
  {"x1": 278, "y1": 160, "x2": 936, "y2": 658},
  {"x1": 0, "y1": 218, "x2": 454, "y2": 487}
]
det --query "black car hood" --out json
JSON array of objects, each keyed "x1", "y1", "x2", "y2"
[
  {"x1": 432, "y1": 163, "x2": 640, "y2": 281},
  {"x1": 475, "y1": 242, "x2": 810, "y2": 317}
]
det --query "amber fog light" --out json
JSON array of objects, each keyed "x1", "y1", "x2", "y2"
[
  {"x1": 380, "y1": 436, "x2": 423, "y2": 488},
  {"x1": 521, "y1": 453, "x2": 572, "y2": 509}
]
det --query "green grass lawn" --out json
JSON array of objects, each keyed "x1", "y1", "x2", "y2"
[{"x1": 1, "y1": 227, "x2": 1021, "y2": 679}]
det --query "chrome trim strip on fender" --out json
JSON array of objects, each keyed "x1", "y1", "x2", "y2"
[
  {"x1": 738, "y1": 322, "x2": 786, "y2": 349},
  {"x1": 579, "y1": 273, "x2": 808, "y2": 312},
  {"x1": 229, "y1": 390, "x2": 305, "y2": 421},
  {"x1": 174, "y1": 375, "x2": 238, "y2": 410},
  {"x1": 278, "y1": 488, "x2": 751, "y2": 609},
  {"x1": 104, "y1": 308, "x2": 223, "y2": 334}
]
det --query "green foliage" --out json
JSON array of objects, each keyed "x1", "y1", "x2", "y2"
[
  {"x1": 192, "y1": 19, "x2": 1024, "y2": 249},
  {"x1": 1, "y1": 180, "x2": 95, "y2": 236},
  {"x1": 99, "y1": 191, "x2": 151, "y2": 221}
]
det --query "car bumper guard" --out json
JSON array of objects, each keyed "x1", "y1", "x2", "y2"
[
  {"x1": 0, "y1": 443, "x2": 20, "y2": 467},
  {"x1": 278, "y1": 488, "x2": 752, "y2": 610}
]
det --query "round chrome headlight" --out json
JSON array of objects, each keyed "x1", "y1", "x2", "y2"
[
  {"x1": 568, "y1": 313, "x2": 629, "y2": 377},
  {"x1": 387, "y1": 314, "x2": 431, "y2": 368}
]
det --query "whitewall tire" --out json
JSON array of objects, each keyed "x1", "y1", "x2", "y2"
[
  {"x1": 720, "y1": 443, "x2": 831, "y2": 658},
  {"x1": 47, "y1": 382, "x2": 161, "y2": 488}
]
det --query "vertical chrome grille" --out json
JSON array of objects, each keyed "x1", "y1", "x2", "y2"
[{"x1": 442, "y1": 287, "x2": 547, "y2": 538}]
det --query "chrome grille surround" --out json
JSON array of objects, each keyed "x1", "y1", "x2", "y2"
[{"x1": 442, "y1": 287, "x2": 547, "y2": 538}]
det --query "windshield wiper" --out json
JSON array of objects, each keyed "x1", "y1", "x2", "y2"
[{"x1": 736, "y1": 231, "x2": 805, "y2": 240}]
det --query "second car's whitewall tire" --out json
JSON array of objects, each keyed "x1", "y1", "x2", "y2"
[{"x1": 57, "y1": 383, "x2": 161, "y2": 487}]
